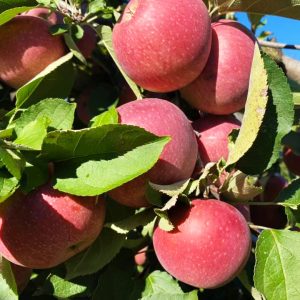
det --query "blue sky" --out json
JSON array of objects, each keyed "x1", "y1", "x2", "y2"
[{"x1": 236, "y1": 13, "x2": 300, "y2": 60}]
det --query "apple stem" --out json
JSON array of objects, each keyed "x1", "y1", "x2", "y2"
[
  {"x1": 259, "y1": 40, "x2": 300, "y2": 50},
  {"x1": 249, "y1": 224, "x2": 272, "y2": 231}
]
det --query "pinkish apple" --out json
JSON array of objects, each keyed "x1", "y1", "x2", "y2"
[
  {"x1": 0, "y1": 16, "x2": 66, "y2": 89},
  {"x1": 153, "y1": 199, "x2": 251, "y2": 288},
  {"x1": 181, "y1": 20, "x2": 256, "y2": 115},
  {"x1": 193, "y1": 114, "x2": 241, "y2": 165},
  {"x1": 22, "y1": 7, "x2": 63, "y2": 25},
  {"x1": 112, "y1": 0, "x2": 212, "y2": 92},
  {"x1": 0, "y1": 185, "x2": 106, "y2": 269},
  {"x1": 108, "y1": 98, "x2": 198, "y2": 207}
]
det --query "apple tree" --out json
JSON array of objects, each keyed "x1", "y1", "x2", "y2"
[{"x1": 0, "y1": 0, "x2": 299, "y2": 299}]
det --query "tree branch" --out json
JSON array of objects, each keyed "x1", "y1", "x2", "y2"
[{"x1": 259, "y1": 40, "x2": 300, "y2": 50}]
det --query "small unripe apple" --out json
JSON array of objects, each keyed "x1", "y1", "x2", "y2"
[
  {"x1": 112, "y1": 0, "x2": 212, "y2": 92},
  {"x1": 283, "y1": 147, "x2": 300, "y2": 176},
  {"x1": 193, "y1": 114, "x2": 241, "y2": 165},
  {"x1": 0, "y1": 16, "x2": 66, "y2": 89},
  {"x1": 134, "y1": 246, "x2": 148, "y2": 266},
  {"x1": 153, "y1": 199, "x2": 251, "y2": 289},
  {"x1": 0, "y1": 185, "x2": 106, "y2": 269},
  {"x1": 251, "y1": 174, "x2": 287, "y2": 229},
  {"x1": 108, "y1": 98, "x2": 198, "y2": 207},
  {"x1": 181, "y1": 20, "x2": 256, "y2": 115}
]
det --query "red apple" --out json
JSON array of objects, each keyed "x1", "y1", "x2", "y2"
[
  {"x1": 134, "y1": 246, "x2": 148, "y2": 266},
  {"x1": 153, "y1": 199, "x2": 251, "y2": 289},
  {"x1": 193, "y1": 114, "x2": 241, "y2": 165},
  {"x1": 250, "y1": 174, "x2": 287, "y2": 229},
  {"x1": 22, "y1": 7, "x2": 63, "y2": 25},
  {"x1": 112, "y1": 0, "x2": 212, "y2": 92},
  {"x1": 283, "y1": 147, "x2": 300, "y2": 176},
  {"x1": 0, "y1": 16, "x2": 66, "y2": 89},
  {"x1": 75, "y1": 25, "x2": 98, "y2": 59},
  {"x1": 181, "y1": 20, "x2": 256, "y2": 115},
  {"x1": 0, "y1": 185, "x2": 106, "y2": 269},
  {"x1": 108, "y1": 98, "x2": 198, "y2": 207}
]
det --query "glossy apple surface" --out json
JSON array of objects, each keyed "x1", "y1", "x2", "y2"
[
  {"x1": 0, "y1": 185, "x2": 106, "y2": 269},
  {"x1": 193, "y1": 114, "x2": 241, "y2": 165},
  {"x1": 108, "y1": 98, "x2": 198, "y2": 207},
  {"x1": 283, "y1": 147, "x2": 300, "y2": 176},
  {"x1": 181, "y1": 20, "x2": 255, "y2": 114},
  {"x1": 153, "y1": 199, "x2": 251, "y2": 288},
  {"x1": 251, "y1": 174, "x2": 287, "y2": 229},
  {"x1": 0, "y1": 16, "x2": 66, "y2": 89},
  {"x1": 112, "y1": 0, "x2": 212, "y2": 92}
]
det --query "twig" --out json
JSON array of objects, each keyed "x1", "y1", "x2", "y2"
[{"x1": 259, "y1": 40, "x2": 300, "y2": 50}]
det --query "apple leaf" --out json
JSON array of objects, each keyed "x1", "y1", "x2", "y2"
[
  {"x1": 0, "y1": 176, "x2": 19, "y2": 202},
  {"x1": 276, "y1": 178, "x2": 300, "y2": 209},
  {"x1": 15, "y1": 52, "x2": 75, "y2": 108},
  {"x1": 0, "y1": 0, "x2": 36, "y2": 13},
  {"x1": 97, "y1": 25, "x2": 142, "y2": 99},
  {"x1": 90, "y1": 106, "x2": 119, "y2": 128},
  {"x1": 227, "y1": 46, "x2": 294, "y2": 174},
  {"x1": 14, "y1": 116, "x2": 50, "y2": 150},
  {"x1": 0, "y1": 257, "x2": 18, "y2": 300},
  {"x1": 64, "y1": 32, "x2": 87, "y2": 65},
  {"x1": 294, "y1": 92, "x2": 300, "y2": 105},
  {"x1": 12, "y1": 98, "x2": 76, "y2": 135},
  {"x1": 65, "y1": 228, "x2": 125, "y2": 280},
  {"x1": 218, "y1": 0, "x2": 300, "y2": 20},
  {"x1": 0, "y1": 6, "x2": 35, "y2": 26},
  {"x1": 105, "y1": 208, "x2": 156, "y2": 234},
  {"x1": 254, "y1": 229, "x2": 300, "y2": 300},
  {"x1": 54, "y1": 138, "x2": 168, "y2": 196},
  {"x1": 149, "y1": 179, "x2": 191, "y2": 197},
  {"x1": 0, "y1": 147, "x2": 25, "y2": 180},
  {"x1": 141, "y1": 271, "x2": 198, "y2": 300}
]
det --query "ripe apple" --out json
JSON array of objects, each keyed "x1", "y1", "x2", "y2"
[
  {"x1": 22, "y1": 7, "x2": 63, "y2": 25},
  {"x1": 283, "y1": 146, "x2": 300, "y2": 176},
  {"x1": 250, "y1": 174, "x2": 287, "y2": 229},
  {"x1": 108, "y1": 98, "x2": 198, "y2": 207},
  {"x1": 153, "y1": 199, "x2": 251, "y2": 289},
  {"x1": 180, "y1": 20, "x2": 256, "y2": 115},
  {"x1": 112, "y1": 0, "x2": 212, "y2": 92},
  {"x1": 193, "y1": 114, "x2": 241, "y2": 165},
  {"x1": 75, "y1": 25, "x2": 98, "y2": 59},
  {"x1": 0, "y1": 16, "x2": 66, "y2": 89},
  {"x1": 0, "y1": 185, "x2": 106, "y2": 269}
]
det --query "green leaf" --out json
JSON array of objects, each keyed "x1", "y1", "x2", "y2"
[
  {"x1": 0, "y1": 257, "x2": 18, "y2": 300},
  {"x1": 218, "y1": 0, "x2": 300, "y2": 20},
  {"x1": 254, "y1": 229, "x2": 300, "y2": 300},
  {"x1": 0, "y1": 147, "x2": 25, "y2": 180},
  {"x1": 149, "y1": 179, "x2": 190, "y2": 197},
  {"x1": 141, "y1": 271, "x2": 198, "y2": 300},
  {"x1": 14, "y1": 116, "x2": 50, "y2": 150},
  {"x1": 65, "y1": 228, "x2": 125, "y2": 279},
  {"x1": 97, "y1": 25, "x2": 142, "y2": 99},
  {"x1": 13, "y1": 98, "x2": 76, "y2": 135},
  {"x1": 0, "y1": 6, "x2": 35, "y2": 26},
  {"x1": 90, "y1": 106, "x2": 119, "y2": 127},
  {"x1": 0, "y1": 0, "x2": 36, "y2": 13},
  {"x1": 55, "y1": 137, "x2": 168, "y2": 196},
  {"x1": 88, "y1": 0, "x2": 106, "y2": 14},
  {"x1": 15, "y1": 52, "x2": 75, "y2": 108},
  {"x1": 227, "y1": 46, "x2": 294, "y2": 174},
  {"x1": 294, "y1": 93, "x2": 300, "y2": 106},
  {"x1": 105, "y1": 208, "x2": 155, "y2": 234},
  {"x1": 276, "y1": 178, "x2": 300, "y2": 209},
  {"x1": 0, "y1": 176, "x2": 18, "y2": 202},
  {"x1": 64, "y1": 32, "x2": 87, "y2": 65}
]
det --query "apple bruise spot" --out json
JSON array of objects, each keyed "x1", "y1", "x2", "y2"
[{"x1": 121, "y1": 0, "x2": 139, "y2": 23}]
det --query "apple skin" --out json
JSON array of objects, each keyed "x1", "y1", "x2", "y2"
[
  {"x1": 0, "y1": 185, "x2": 106, "y2": 269},
  {"x1": 75, "y1": 25, "x2": 98, "y2": 59},
  {"x1": 0, "y1": 16, "x2": 66, "y2": 89},
  {"x1": 193, "y1": 114, "x2": 241, "y2": 165},
  {"x1": 22, "y1": 7, "x2": 63, "y2": 25},
  {"x1": 180, "y1": 20, "x2": 256, "y2": 115},
  {"x1": 11, "y1": 263, "x2": 32, "y2": 293},
  {"x1": 153, "y1": 199, "x2": 251, "y2": 289},
  {"x1": 112, "y1": 0, "x2": 212, "y2": 92},
  {"x1": 283, "y1": 147, "x2": 300, "y2": 176},
  {"x1": 250, "y1": 174, "x2": 287, "y2": 229},
  {"x1": 108, "y1": 98, "x2": 198, "y2": 207}
]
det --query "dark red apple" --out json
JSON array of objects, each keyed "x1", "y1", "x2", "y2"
[
  {"x1": 108, "y1": 98, "x2": 198, "y2": 207},
  {"x1": 0, "y1": 185, "x2": 106, "y2": 269},
  {"x1": 75, "y1": 25, "x2": 98, "y2": 59},
  {"x1": 22, "y1": 7, "x2": 63, "y2": 25},
  {"x1": 181, "y1": 20, "x2": 256, "y2": 115},
  {"x1": 250, "y1": 174, "x2": 287, "y2": 229},
  {"x1": 193, "y1": 114, "x2": 241, "y2": 165},
  {"x1": 112, "y1": 0, "x2": 212, "y2": 92},
  {"x1": 153, "y1": 199, "x2": 251, "y2": 289},
  {"x1": 283, "y1": 147, "x2": 300, "y2": 176},
  {"x1": 0, "y1": 16, "x2": 66, "y2": 89}
]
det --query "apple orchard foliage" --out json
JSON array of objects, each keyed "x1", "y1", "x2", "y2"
[{"x1": 0, "y1": 0, "x2": 300, "y2": 299}]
